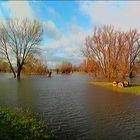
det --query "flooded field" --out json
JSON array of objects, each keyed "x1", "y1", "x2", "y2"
[{"x1": 0, "y1": 73, "x2": 140, "y2": 140}]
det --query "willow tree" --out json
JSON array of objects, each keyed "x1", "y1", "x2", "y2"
[
  {"x1": 82, "y1": 25, "x2": 140, "y2": 79},
  {"x1": 82, "y1": 26, "x2": 129, "y2": 79},
  {"x1": 0, "y1": 18, "x2": 43, "y2": 79}
]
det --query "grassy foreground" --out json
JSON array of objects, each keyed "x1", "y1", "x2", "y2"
[
  {"x1": 0, "y1": 108, "x2": 56, "y2": 140},
  {"x1": 89, "y1": 81, "x2": 140, "y2": 95}
]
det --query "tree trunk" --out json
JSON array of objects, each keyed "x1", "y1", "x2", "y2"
[
  {"x1": 129, "y1": 71, "x2": 133, "y2": 78},
  {"x1": 11, "y1": 66, "x2": 16, "y2": 79},
  {"x1": 6, "y1": 56, "x2": 16, "y2": 78},
  {"x1": 17, "y1": 67, "x2": 22, "y2": 79}
]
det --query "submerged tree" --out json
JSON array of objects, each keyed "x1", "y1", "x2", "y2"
[
  {"x1": 56, "y1": 61, "x2": 72, "y2": 74},
  {"x1": 0, "y1": 18, "x2": 43, "y2": 79}
]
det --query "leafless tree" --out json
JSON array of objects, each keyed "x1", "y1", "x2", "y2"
[
  {"x1": 0, "y1": 18, "x2": 43, "y2": 79},
  {"x1": 124, "y1": 30, "x2": 140, "y2": 78},
  {"x1": 83, "y1": 25, "x2": 140, "y2": 79},
  {"x1": 0, "y1": 27, "x2": 16, "y2": 78}
]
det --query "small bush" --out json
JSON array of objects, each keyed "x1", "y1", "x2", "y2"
[{"x1": 0, "y1": 108, "x2": 56, "y2": 140}]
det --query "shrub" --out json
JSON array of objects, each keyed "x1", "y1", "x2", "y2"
[{"x1": 0, "y1": 108, "x2": 56, "y2": 140}]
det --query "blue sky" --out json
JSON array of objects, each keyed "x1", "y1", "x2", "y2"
[{"x1": 0, "y1": 1, "x2": 140, "y2": 68}]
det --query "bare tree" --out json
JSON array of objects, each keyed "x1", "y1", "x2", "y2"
[
  {"x1": 82, "y1": 25, "x2": 128, "y2": 79},
  {"x1": 82, "y1": 25, "x2": 140, "y2": 79},
  {"x1": 124, "y1": 30, "x2": 140, "y2": 78},
  {"x1": 0, "y1": 18, "x2": 43, "y2": 79}
]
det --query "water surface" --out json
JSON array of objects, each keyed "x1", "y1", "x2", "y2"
[{"x1": 0, "y1": 73, "x2": 140, "y2": 140}]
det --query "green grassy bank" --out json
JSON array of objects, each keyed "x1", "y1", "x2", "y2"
[
  {"x1": 89, "y1": 81, "x2": 140, "y2": 95},
  {"x1": 0, "y1": 108, "x2": 56, "y2": 140}
]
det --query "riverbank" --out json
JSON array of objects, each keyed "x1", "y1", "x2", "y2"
[
  {"x1": 0, "y1": 108, "x2": 56, "y2": 140},
  {"x1": 89, "y1": 81, "x2": 140, "y2": 95}
]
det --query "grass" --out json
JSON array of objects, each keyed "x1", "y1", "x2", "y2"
[
  {"x1": 89, "y1": 81, "x2": 140, "y2": 95},
  {"x1": 0, "y1": 108, "x2": 56, "y2": 140}
]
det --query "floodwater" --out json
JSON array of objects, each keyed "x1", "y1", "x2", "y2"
[{"x1": 0, "y1": 73, "x2": 140, "y2": 140}]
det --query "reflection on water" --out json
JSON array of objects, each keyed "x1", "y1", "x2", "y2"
[
  {"x1": 88, "y1": 85, "x2": 140, "y2": 139},
  {"x1": 0, "y1": 73, "x2": 140, "y2": 140}
]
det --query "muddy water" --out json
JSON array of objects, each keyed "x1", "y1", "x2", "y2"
[{"x1": 0, "y1": 73, "x2": 140, "y2": 140}]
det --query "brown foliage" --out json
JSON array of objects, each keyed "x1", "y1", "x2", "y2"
[
  {"x1": 79, "y1": 59, "x2": 99, "y2": 76},
  {"x1": 56, "y1": 62, "x2": 72, "y2": 74},
  {"x1": 0, "y1": 59, "x2": 10, "y2": 72},
  {"x1": 22, "y1": 55, "x2": 48, "y2": 75},
  {"x1": 82, "y1": 25, "x2": 140, "y2": 79}
]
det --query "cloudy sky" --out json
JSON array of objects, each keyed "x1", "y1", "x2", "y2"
[{"x1": 0, "y1": 1, "x2": 140, "y2": 68}]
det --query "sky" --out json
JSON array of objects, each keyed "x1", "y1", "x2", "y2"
[{"x1": 0, "y1": 1, "x2": 140, "y2": 68}]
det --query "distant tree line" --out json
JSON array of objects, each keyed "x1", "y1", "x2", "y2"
[
  {"x1": 0, "y1": 55, "x2": 48, "y2": 75},
  {"x1": 0, "y1": 58, "x2": 10, "y2": 72},
  {"x1": 1, "y1": 19, "x2": 140, "y2": 80},
  {"x1": 82, "y1": 25, "x2": 140, "y2": 80},
  {"x1": 22, "y1": 54, "x2": 48, "y2": 75},
  {"x1": 56, "y1": 62, "x2": 73, "y2": 74}
]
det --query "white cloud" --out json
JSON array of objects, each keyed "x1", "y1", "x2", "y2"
[
  {"x1": 47, "y1": 7, "x2": 59, "y2": 18},
  {"x1": 4, "y1": 1, "x2": 34, "y2": 19},
  {"x1": 44, "y1": 20, "x2": 61, "y2": 40},
  {"x1": 44, "y1": 23, "x2": 87, "y2": 68},
  {"x1": 46, "y1": 22, "x2": 87, "y2": 51},
  {"x1": 47, "y1": 36, "x2": 68, "y2": 49},
  {"x1": 79, "y1": 1, "x2": 140, "y2": 30},
  {"x1": 68, "y1": 23, "x2": 87, "y2": 50}
]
